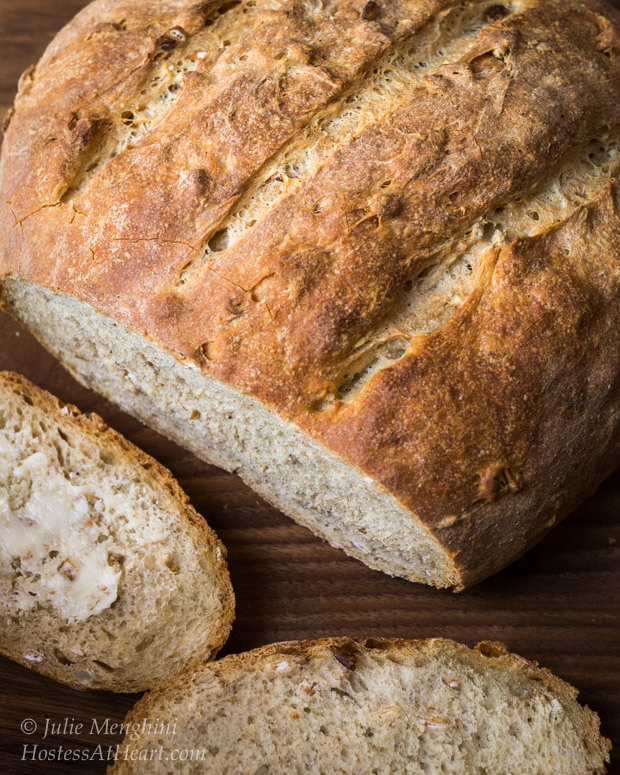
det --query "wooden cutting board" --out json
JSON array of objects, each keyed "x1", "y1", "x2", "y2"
[{"x1": 0, "y1": 2, "x2": 618, "y2": 773}]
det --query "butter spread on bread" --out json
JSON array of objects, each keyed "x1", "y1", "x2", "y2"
[
  {"x1": 0, "y1": 372, "x2": 234, "y2": 692},
  {"x1": 1, "y1": 0, "x2": 618, "y2": 588}
]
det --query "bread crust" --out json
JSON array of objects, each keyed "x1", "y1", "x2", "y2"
[
  {"x1": 0, "y1": 371, "x2": 235, "y2": 691},
  {"x1": 1, "y1": 0, "x2": 619, "y2": 586},
  {"x1": 109, "y1": 637, "x2": 611, "y2": 774}
]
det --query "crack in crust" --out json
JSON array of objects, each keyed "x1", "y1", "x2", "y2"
[
  {"x1": 175, "y1": 0, "x2": 523, "y2": 287},
  {"x1": 1, "y1": 0, "x2": 619, "y2": 586}
]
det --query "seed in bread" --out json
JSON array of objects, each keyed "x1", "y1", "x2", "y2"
[
  {"x1": 0, "y1": 372, "x2": 234, "y2": 692},
  {"x1": 108, "y1": 637, "x2": 611, "y2": 774},
  {"x1": 1, "y1": 0, "x2": 619, "y2": 588}
]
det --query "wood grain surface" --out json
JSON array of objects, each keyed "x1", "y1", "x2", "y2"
[{"x1": 0, "y1": 2, "x2": 618, "y2": 773}]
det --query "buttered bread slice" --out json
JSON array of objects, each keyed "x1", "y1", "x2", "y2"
[
  {"x1": 1, "y1": 0, "x2": 618, "y2": 588},
  {"x1": 0, "y1": 372, "x2": 234, "y2": 692}
]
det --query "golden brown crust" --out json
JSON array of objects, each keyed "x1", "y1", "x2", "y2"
[
  {"x1": 315, "y1": 184, "x2": 620, "y2": 586},
  {"x1": 1, "y1": 0, "x2": 619, "y2": 586}
]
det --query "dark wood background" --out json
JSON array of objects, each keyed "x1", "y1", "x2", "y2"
[{"x1": 0, "y1": 2, "x2": 618, "y2": 773}]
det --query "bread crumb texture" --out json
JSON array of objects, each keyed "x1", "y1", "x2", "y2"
[
  {"x1": 0, "y1": 372, "x2": 234, "y2": 692},
  {"x1": 109, "y1": 637, "x2": 611, "y2": 774},
  {"x1": 1, "y1": 0, "x2": 619, "y2": 587}
]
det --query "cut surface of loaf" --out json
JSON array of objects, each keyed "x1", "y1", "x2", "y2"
[
  {"x1": 1, "y1": 0, "x2": 619, "y2": 588},
  {"x1": 0, "y1": 372, "x2": 234, "y2": 692},
  {"x1": 108, "y1": 637, "x2": 611, "y2": 774}
]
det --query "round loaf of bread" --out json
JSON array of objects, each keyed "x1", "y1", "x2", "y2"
[{"x1": 1, "y1": 0, "x2": 618, "y2": 588}]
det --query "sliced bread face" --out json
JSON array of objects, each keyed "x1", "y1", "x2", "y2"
[
  {"x1": 1, "y1": 0, "x2": 619, "y2": 589},
  {"x1": 109, "y1": 638, "x2": 610, "y2": 775},
  {"x1": 0, "y1": 372, "x2": 234, "y2": 692}
]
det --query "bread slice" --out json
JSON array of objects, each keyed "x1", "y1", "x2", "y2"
[
  {"x1": 108, "y1": 637, "x2": 610, "y2": 774},
  {"x1": 0, "y1": 371, "x2": 234, "y2": 692},
  {"x1": 1, "y1": 0, "x2": 619, "y2": 589}
]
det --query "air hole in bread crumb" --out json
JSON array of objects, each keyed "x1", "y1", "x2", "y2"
[
  {"x1": 482, "y1": 222, "x2": 497, "y2": 241},
  {"x1": 208, "y1": 229, "x2": 230, "y2": 252},
  {"x1": 484, "y1": 4, "x2": 510, "y2": 23}
]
